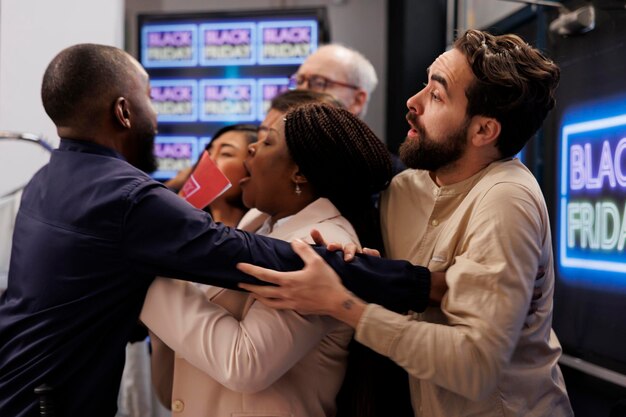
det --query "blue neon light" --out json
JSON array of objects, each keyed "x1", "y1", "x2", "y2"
[
  {"x1": 199, "y1": 78, "x2": 257, "y2": 122},
  {"x1": 198, "y1": 22, "x2": 256, "y2": 66},
  {"x1": 557, "y1": 96, "x2": 626, "y2": 290},
  {"x1": 257, "y1": 20, "x2": 318, "y2": 65},
  {"x1": 142, "y1": 24, "x2": 198, "y2": 68},
  {"x1": 257, "y1": 77, "x2": 290, "y2": 121},
  {"x1": 150, "y1": 79, "x2": 198, "y2": 123},
  {"x1": 153, "y1": 136, "x2": 199, "y2": 179}
]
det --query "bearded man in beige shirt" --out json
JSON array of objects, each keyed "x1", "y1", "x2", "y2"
[{"x1": 240, "y1": 29, "x2": 574, "y2": 417}]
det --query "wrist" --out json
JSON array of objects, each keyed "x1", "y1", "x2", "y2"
[{"x1": 328, "y1": 289, "x2": 367, "y2": 329}]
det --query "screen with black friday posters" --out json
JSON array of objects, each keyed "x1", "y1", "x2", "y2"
[
  {"x1": 548, "y1": 12, "x2": 626, "y2": 376},
  {"x1": 138, "y1": 8, "x2": 329, "y2": 179},
  {"x1": 481, "y1": 4, "x2": 626, "y2": 379}
]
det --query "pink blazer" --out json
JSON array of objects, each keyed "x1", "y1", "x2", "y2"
[{"x1": 141, "y1": 198, "x2": 358, "y2": 417}]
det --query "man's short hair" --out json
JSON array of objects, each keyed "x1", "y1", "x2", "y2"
[
  {"x1": 41, "y1": 44, "x2": 135, "y2": 126},
  {"x1": 454, "y1": 30, "x2": 560, "y2": 158},
  {"x1": 315, "y1": 44, "x2": 378, "y2": 115},
  {"x1": 319, "y1": 44, "x2": 378, "y2": 96}
]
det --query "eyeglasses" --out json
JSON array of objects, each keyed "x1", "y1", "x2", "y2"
[{"x1": 288, "y1": 73, "x2": 360, "y2": 92}]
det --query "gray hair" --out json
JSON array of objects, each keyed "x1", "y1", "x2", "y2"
[{"x1": 315, "y1": 44, "x2": 378, "y2": 116}]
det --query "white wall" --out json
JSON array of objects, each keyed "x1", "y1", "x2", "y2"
[
  {"x1": 458, "y1": 0, "x2": 524, "y2": 31},
  {"x1": 125, "y1": 0, "x2": 388, "y2": 138},
  {"x1": 0, "y1": 0, "x2": 125, "y2": 284},
  {"x1": 0, "y1": 0, "x2": 125, "y2": 143}
]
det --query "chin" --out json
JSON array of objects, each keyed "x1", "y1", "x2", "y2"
[{"x1": 242, "y1": 195, "x2": 255, "y2": 211}]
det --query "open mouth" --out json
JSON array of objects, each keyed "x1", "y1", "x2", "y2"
[
  {"x1": 407, "y1": 127, "x2": 419, "y2": 138},
  {"x1": 240, "y1": 161, "x2": 251, "y2": 186},
  {"x1": 406, "y1": 115, "x2": 422, "y2": 139}
]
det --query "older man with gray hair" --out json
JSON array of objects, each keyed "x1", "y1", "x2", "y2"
[{"x1": 289, "y1": 44, "x2": 378, "y2": 117}]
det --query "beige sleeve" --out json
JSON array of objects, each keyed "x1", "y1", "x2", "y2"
[
  {"x1": 356, "y1": 182, "x2": 545, "y2": 401},
  {"x1": 140, "y1": 278, "x2": 336, "y2": 393}
]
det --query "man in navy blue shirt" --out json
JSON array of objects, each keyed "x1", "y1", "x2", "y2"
[{"x1": 0, "y1": 44, "x2": 435, "y2": 417}]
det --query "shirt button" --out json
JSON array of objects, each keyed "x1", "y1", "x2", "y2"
[
  {"x1": 432, "y1": 188, "x2": 439, "y2": 196},
  {"x1": 431, "y1": 219, "x2": 439, "y2": 226},
  {"x1": 172, "y1": 399, "x2": 185, "y2": 413}
]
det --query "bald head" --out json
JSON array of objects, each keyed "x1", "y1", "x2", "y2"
[
  {"x1": 41, "y1": 44, "x2": 141, "y2": 128},
  {"x1": 42, "y1": 43, "x2": 158, "y2": 173},
  {"x1": 296, "y1": 44, "x2": 377, "y2": 117}
]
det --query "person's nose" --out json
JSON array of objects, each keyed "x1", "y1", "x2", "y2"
[
  {"x1": 247, "y1": 142, "x2": 257, "y2": 156},
  {"x1": 406, "y1": 88, "x2": 426, "y2": 115}
]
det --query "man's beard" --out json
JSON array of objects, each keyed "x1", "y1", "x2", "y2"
[
  {"x1": 130, "y1": 123, "x2": 158, "y2": 174},
  {"x1": 399, "y1": 111, "x2": 469, "y2": 172}
]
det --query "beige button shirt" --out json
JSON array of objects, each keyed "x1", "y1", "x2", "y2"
[{"x1": 356, "y1": 159, "x2": 573, "y2": 417}]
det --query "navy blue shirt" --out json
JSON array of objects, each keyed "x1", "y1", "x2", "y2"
[{"x1": 0, "y1": 139, "x2": 429, "y2": 417}]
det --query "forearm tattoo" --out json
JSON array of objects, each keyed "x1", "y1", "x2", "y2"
[{"x1": 342, "y1": 298, "x2": 355, "y2": 310}]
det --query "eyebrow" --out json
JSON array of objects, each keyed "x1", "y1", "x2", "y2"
[
  {"x1": 426, "y1": 67, "x2": 449, "y2": 93},
  {"x1": 258, "y1": 126, "x2": 280, "y2": 136},
  {"x1": 208, "y1": 141, "x2": 238, "y2": 152},
  {"x1": 217, "y1": 143, "x2": 237, "y2": 150}
]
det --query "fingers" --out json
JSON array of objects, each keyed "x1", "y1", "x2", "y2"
[
  {"x1": 362, "y1": 247, "x2": 381, "y2": 257},
  {"x1": 326, "y1": 242, "x2": 344, "y2": 252},
  {"x1": 239, "y1": 282, "x2": 284, "y2": 298},
  {"x1": 342, "y1": 243, "x2": 360, "y2": 262},
  {"x1": 237, "y1": 263, "x2": 285, "y2": 286},
  {"x1": 310, "y1": 229, "x2": 327, "y2": 246},
  {"x1": 291, "y1": 239, "x2": 326, "y2": 265},
  {"x1": 310, "y1": 229, "x2": 347, "y2": 252},
  {"x1": 237, "y1": 240, "x2": 319, "y2": 288}
]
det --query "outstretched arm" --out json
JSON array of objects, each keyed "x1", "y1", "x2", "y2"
[
  {"x1": 240, "y1": 240, "x2": 366, "y2": 327},
  {"x1": 123, "y1": 182, "x2": 431, "y2": 313},
  {"x1": 309, "y1": 229, "x2": 447, "y2": 305}
]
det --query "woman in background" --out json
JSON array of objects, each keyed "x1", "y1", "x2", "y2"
[
  {"x1": 165, "y1": 123, "x2": 257, "y2": 227},
  {"x1": 140, "y1": 91, "x2": 392, "y2": 417},
  {"x1": 201, "y1": 124, "x2": 257, "y2": 227}
]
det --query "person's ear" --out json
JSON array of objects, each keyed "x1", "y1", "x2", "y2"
[
  {"x1": 290, "y1": 168, "x2": 308, "y2": 186},
  {"x1": 113, "y1": 97, "x2": 131, "y2": 129},
  {"x1": 469, "y1": 116, "x2": 500, "y2": 148},
  {"x1": 349, "y1": 89, "x2": 367, "y2": 116}
]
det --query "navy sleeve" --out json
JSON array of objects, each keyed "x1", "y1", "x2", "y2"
[{"x1": 122, "y1": 180, "x2": 430, "y2": 313}]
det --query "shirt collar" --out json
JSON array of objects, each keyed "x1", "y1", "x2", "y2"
[
  {"x1": 59, "y1": 138, "x2": 125, "y2": 160},
  {"x1": 257, "y1": 214, "x2": 294, "y2": 236}
]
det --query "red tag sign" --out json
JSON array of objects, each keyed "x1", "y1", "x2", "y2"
[{"x1": 179, "y1": 150, "x2": 231, "y2": 209}]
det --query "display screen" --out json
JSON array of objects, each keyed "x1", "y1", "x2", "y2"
[
  {"x1": 138, "y1": 9, "x2": 329, "y2": 179},
  {"x1": 557, "y1": 97, "x2": 626, "y2": 287},
  {"x1": 549, "y1": 19, "x2": 626, "y2": 374},
  {"x1": 485, "y1": 6, "x2": 626, "y2": 375}
]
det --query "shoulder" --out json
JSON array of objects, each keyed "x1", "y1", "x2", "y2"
[
  {"x1": 469, "y1": 160, "x2": 548, "y2": 229},
  {"x1": 311, "y1": 218, "x2": 359, "y2": 246},
  {"x1": 286, "y1": 199, "x2": 359, "y2": 246},
  {"x1": 476, "y1": 159, "x2": 543, "y2": 203},
  {"x1": 386, "y1": 169, "x2": 431, "y2": 195},
  {"x1": 382, "y1": 169, "x2": 433, "y2": 212}
]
